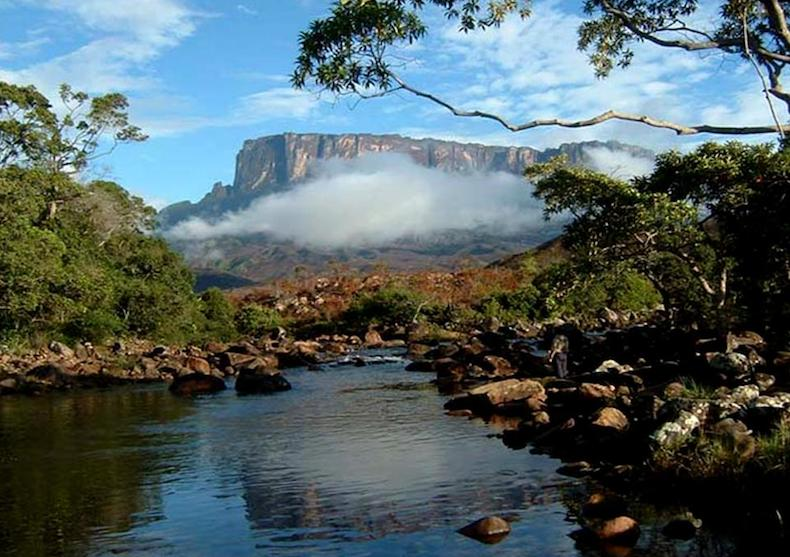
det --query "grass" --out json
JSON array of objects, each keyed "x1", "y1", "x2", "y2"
[{"x1": 680, "y1": 377, "x2": 718, "y2": 400}]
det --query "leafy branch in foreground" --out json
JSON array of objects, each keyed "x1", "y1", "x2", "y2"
[{"x1": 294, "y1": 0, "x2": 790, "y2": 136}]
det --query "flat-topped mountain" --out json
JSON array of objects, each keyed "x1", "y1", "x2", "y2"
[
  {"x1": 159, "y1": 133, "x2": 653, "y2": 284},
  {"x1": 159, "y1": 133, "x2": 652, "y2": 228}
]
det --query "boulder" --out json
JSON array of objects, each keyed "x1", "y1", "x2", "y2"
[
  {"x1": 707, "y1": 352, "x2": 753, "y2": 379},
  {"x1": 457, "y1": 516, "x2": 511, "y2": 544},
  {"x1": 364, "y1": 329, "x2": 384, "y2": 347},
  {"x1": 48, "y1": 341, "x2": 74, "y2": 359},
  {"x1": 579, "y1": 383, "x2": 616, "y2": 401},
  {"x1": 26, "y1": 363, "x2": 73, "y2": 387},
  {"x1": 169, "y1": 373, "x2": 226, "y2": 396},
  {"x1": 588, "y1": 516, "x2": 641, "y2": 546},
  {"x1": 730, "y1": 384, "x2": 760, "y2": 406},
  {"x1": 425, "y1": 343, "x2": 460, "y2": 360},
  {"x1": 235, "y1": 369, "x2": 291, "y2": 395},
  {"x1": 185, "y1": 356, "x2": 211, "y2": 375},
  {"x1": 219, "y1": 352, "x2": 258, "y2": 369},
  {"x1": 595, "y1": 360, "x2": 633, "y2": 374},
  {"x1": 651, "y1": 410, "x2": 700, "y2": 448},
  {"x1": 477, "y1": 355, "x2": 515, "y2": 377},
  {"x1": 591, "y1": 407, "x2": 629, "y2": 432},
  {"x1": 467, "y1": 379, "x2": 545, "y2": 407}
]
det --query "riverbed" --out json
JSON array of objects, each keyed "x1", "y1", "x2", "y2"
[{"x1": 0, "y1": 357, "x2": 734, "y2": 556}]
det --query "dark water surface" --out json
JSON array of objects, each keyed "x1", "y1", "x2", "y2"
[{"x1": 0, "y1": 358, "x2": 734, "y2": 556}]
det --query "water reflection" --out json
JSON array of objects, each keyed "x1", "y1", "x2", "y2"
[
  {"x1": 0, "y1": 363, "x2": 758, "y2": 556},
  {"x1": 0, "y1": 387, "x2": 194, "y2": 556}
]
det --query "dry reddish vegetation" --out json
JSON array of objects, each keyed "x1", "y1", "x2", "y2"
[{"x1": 228, "y1": 266, "x2": 526, "y2": 323}]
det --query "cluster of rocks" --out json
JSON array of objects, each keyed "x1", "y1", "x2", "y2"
[
  {"x1": 0, "y1": 331, "x2": 402, "y2": 397},
  {"x1": 408, "y1": 325, "x2": 790, "y2": 488}
]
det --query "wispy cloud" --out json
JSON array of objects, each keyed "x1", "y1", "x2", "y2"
[
  {"x1": 165, "y1": 153, "x2": 545, "y2": 247},
  {"x1": 0, "y1": 0, "x2": 202, "y2": 97},
  {"x1": 237, "y1": 4, "x2": 258, "y2": 16}
]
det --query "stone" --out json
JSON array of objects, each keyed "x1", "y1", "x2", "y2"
[
  {"x1": 457, "y1": 516, "x2": 511, "y2": 544},
  {"x1": 219, "y1": 352, "x2": 258, "y2": 369},
  {"x1": 580, "y1": 383, "x2": 616, "y2": 401},
  {"x1": 26, "y1": 363, "x2": 72, "y2": 386},
  {"x1": 424, "y1": 344, "x2": 460, "y2": 360},
  {"x1": 204, "y1": 341, "x2": 228, "y2": 354},
  {"x1": 708, "y1": 352, "x2": 753, "y2": 378},
  {"x1": 591, "y1": 407, "x2": 629, "y2": 432},
  {"x1": 364, "y1": 329, "x2": 384, "y2": 347},
  {"x1": 726, "y1": 331, "x2": 765, "y2": 352},
  {"x1": 589, "y1": 516, "x2": 641, "y2": 546},
  {"x1": 595, "y1": 360, "x2": 633, "y2": 374},
  {"x1": 0, "y1": 377, "x2": 18, "y2": 394},
  {"x1": 478, "y1": 355, "x2": 515, "y2": 377},
  {"x1": 663, "y1": 382, "x2": 685, "y2": 399},
  {"x1": 533, "y1": 411, "x2": 551, "y2": 426},
  {"x1": 466, "y1": 379, "x2": 545, "y2": 407},
  {"x1": 185, "y1": 356, "x2": 211, "y2": 375},
  {"x1": 235, "y1": 369, "x2": 292, "y2": 394},
  {"x1": 169, "y1": 373, "x2": 226, "y2": 396},
  {"x1": 651, "y1": 410, "x2": 700, "y2": 448},
  {"x1": 48, "y1": 341, "x2": 75, "y2": 359},
  {"x1": 730, "y1": 384, "x2": 760, "y2": 406},
  {"x1": 755, "y1": 373, "x2": 776, "y2": 392}
]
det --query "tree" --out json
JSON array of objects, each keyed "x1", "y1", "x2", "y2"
[
  {"x1": 0, "y1": 82, "x2": 146, "y2": 173},
  {"x1": 294, "y1": 0, "x2": 790, "y2": 136},
  {"x1": 527, "y1": 142, "x2": 790, "y2": 337}
]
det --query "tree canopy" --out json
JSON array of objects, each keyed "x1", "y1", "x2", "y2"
[
  {"x1": 294, "y1": 0, "x2": 790, "y2": 136},
  {"x1": 528, "y1": 141, "x2": 790, "y2": 340},
  {"x1": 0, "y1": 82, "x2": 146, "y2": 173}
]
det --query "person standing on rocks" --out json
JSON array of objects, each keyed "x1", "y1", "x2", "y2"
[{"x1": 547, "y1": 334, "x2": 569, "y2": 378}]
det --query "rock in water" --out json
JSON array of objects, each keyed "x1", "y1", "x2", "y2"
[
  {"x1": 235, "y1": 369, "x2": 292, "y2": 394},
  {"x1": 458, "y1": 516, "x2": 511, "y2": 544},
  {"x1": 169, "y1": 373, "x2": 226, "y2": 396},
  {"x1": 588, "y1": 516, "x2": 641, "y2": 546}
]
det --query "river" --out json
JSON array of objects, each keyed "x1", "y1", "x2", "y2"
[{"x1": 0, "y1": 356, "x2": 735, "y2": 556}]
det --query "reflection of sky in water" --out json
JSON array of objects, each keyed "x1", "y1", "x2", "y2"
[{"x1": 0, "y1": 360, "x2": 743, "y2": 556}]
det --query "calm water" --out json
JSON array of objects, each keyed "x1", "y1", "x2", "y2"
[{"x1": 0, "y1": 356, "x2": 735, "y2": 556}]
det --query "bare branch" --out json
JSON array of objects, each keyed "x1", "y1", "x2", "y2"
[
  {"x1": 761, "y1": 0, "x2": 790, "y2": 49},
  {"x1": 742, "y1": 12, "x2": 786, "y2": 139},
  {"x1": 600, "y1": 0, "x2": 738, "y2": 52},
  {"x1": 389, "y1": 74, "x2": 790, "y2": 136}
]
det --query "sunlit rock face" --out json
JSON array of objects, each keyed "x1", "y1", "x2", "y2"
[{"x1": 158, "y1": 133, "x2": 652, "y2": 283}]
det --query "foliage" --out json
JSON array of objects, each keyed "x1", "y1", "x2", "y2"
[
  {"x1": 476, "y1": 285, "x2": 541, "y2": 324},
  {"x1": 235, "y1": 304, "x2": 286, "y2": 337},
  {"x1": 532, "y1": 261, "x2": 661, "y2": 321},
  {"x1": 198, "y1": 288, "x2": 239, "y2": 342},
  {"x1": 0, "y1": 82, "x2": 146, "y2": 173},
  {"x1": 528, "y1": 141, "x2": 789, "y2": 338},
  {"x1": 294, "y1": 1, "x2": 790, "y2": 133},
  {"x1": 342, "y1": 286, "x2": 427, "y2": 329}
]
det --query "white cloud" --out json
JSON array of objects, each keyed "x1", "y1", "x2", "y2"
[
  {"x1": 234, "y1": 88, "x2": 322, "y2": 121},
  {"x1": 584, "y1": 146, "x2": 655, "y2": 179},
  {"x1": 0, "y1": 0, "x2": 200, "y2": 97},
  {"x1": 237, "y1": 4, "x2": 258, "y2": 16},
  {"x1": 164, "y1": 153, "x2": 544, "y2": 247}
]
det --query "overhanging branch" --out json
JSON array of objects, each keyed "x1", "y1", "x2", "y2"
[{"x1": 388, "y1": 74, "x2": 790, "y2": 136}]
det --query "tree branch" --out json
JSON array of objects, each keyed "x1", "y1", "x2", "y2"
[
  {"x1": 389, "y1": 74, "x2": 790, "y2": 136},
  {"x1": 761, "y1": 0, "x2": 790, "y2": 49}
]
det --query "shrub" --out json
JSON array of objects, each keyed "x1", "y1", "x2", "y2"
[
  {"x1": 476, "y1": 285, "x2": 542, "y2": 324},
  {"x1": 235, "y1": 304, "x2": 285, "y2": 337},
  {"x1": 198, "y1": 288, "x2": 238, "y2": 341},
  {"x1": 343, "y1": 287, "x2": 426, "y2": 329}
]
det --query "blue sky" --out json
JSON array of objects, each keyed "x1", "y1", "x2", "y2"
[{"x1": 0, "y1": 0, "x2": 776, "y2": 208}]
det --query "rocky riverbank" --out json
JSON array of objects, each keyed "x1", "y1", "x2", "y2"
[
  {"x1": 0, "y1": 329, "x2": 403, "y2": 396},
  {"x1": 407, "y1": 323, "x2": 790, "y2": 549}
]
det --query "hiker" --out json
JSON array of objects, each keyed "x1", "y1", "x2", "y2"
[{"x1": 547, "y1": 334, "x2": 569, "y2": 378}]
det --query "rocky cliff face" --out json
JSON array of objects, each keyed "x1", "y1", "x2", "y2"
[
  {"x1": 159, "y1": 133, "x2": 651, "y2": 228},
  {"x1": 159, "y1": 133, "x2": 652, "y2": 283}
]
